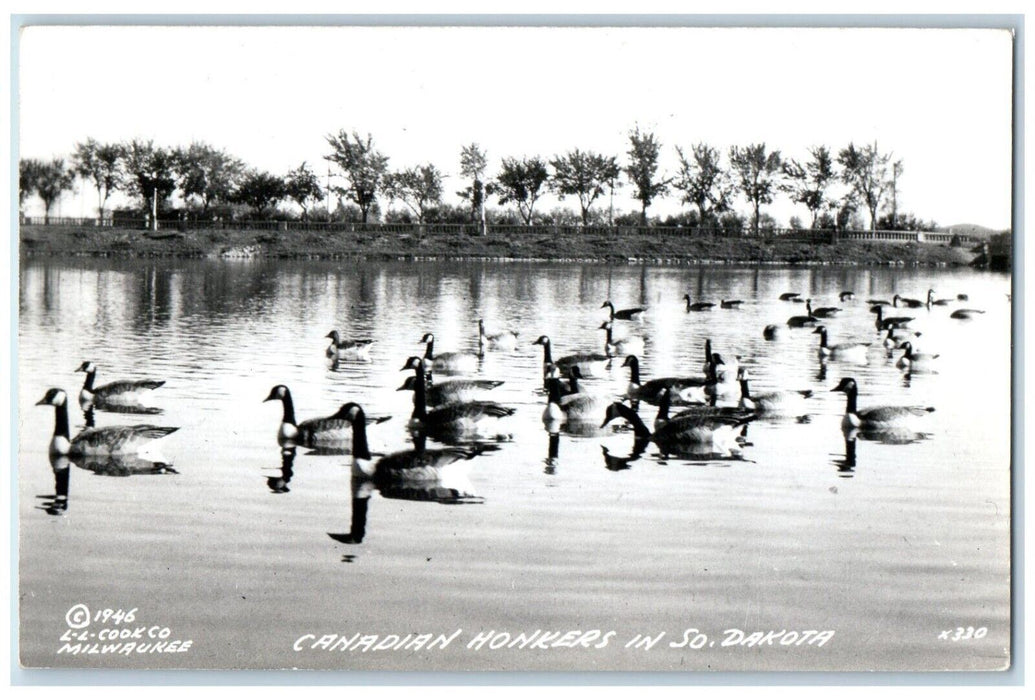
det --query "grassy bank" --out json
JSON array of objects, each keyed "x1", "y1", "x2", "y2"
[{"x1": 19, "y1": 225, "x2": 978, "y2": 267}]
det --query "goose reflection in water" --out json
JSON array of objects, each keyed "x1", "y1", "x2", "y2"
[
  {"x1": 38, "y1": 454, "x2": 71, "y2": 515},
  {"x1": 328, "y1": 430, "x2": 492, "y2": 546},
  {"x1": 544, "y1": 432, "x2": 560, "y2": 475},
  {"x1": 266, "y1": 447, "x2": 296, "y2": 493},
  {"x1": 82, "y1": 405, "x2": 162, "y2": 429},
  {"x1": 833, "y1": 435, "x2": 857, "y2": 477}
]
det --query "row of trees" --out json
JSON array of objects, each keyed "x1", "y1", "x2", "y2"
[{"x1": 19, "y1": 129, "x2": 931, "y2": 232}]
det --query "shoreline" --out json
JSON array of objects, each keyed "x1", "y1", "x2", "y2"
[{"x1": 20, "y1": 225, "x2": 981, "y2": 268}]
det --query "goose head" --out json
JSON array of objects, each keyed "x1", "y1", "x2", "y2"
[
  {"x1": 831, "y1": 377, "x2": 858, "y2": 394},
  {"x1": 331, "y1": 402, "x2": 365, "y2": 423},
  {"x1": 601, "y1": 402, "x2": 627, "y2": 429},
  {"x1": 899, "y1": 342, "x2": 914, "y2": 356},
  {"x1": 621, "y1": 355, "x2": 639, "y2": 369},
  {"x1": 263, "y1": 385, "x2": 290, "y2": 403},
  {"x1": 532, "y1": 335, "x2": 551, "y2": 347},
  {"x1": 75, "y1": 361, "x2": 96, "y2": 374},
  {"x1": 325, "y1": 330, "x2": 341, "y2": 342},
  {"x1": 419, "y1": 332, "x2": 435, "y2": 344},
  {"x1": 401, "y1": 356, "x2": 426, "y2": 372},
  {"x1": 397, "y1": 376, "x2": 419, "y2": 392},
  {"x1": 36, "y1": 388, "x2": 68, "y2": 407},
  {"x1": 601, "y1": 301, "x2": 615, "y2": 311}
]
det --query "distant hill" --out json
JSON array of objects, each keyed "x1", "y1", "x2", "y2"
[{"x1": 942, "y1": 223, "x2": 1008, "y2": 240}]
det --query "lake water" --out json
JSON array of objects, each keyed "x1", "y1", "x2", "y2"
[{"x1": 17, "y1": 257, "x2": 1012, "y2": 673}]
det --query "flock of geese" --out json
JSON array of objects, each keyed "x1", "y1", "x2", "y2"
[{"x1": 35, "y1": 285, "x2": 993, "y2": 503}]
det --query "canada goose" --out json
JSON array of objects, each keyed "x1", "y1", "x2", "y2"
[
  {"x1": 893, "y1": 294, "x2": 925, "y2": 309},
  {"x1": 779, "y1": 292, "x2": 802, "y2": 301},
  {"x1": 736, "y1": 368, "x2": 813, "y2": 417},
  {"x1": 601, "y1": 400, "x2": 752, "y2": 450},
  {"x1": 806, "y1": 299, "x2": 841, "y2": 318},
  {"x1": 831, "y1": 377, "x2": 934, "y2": 433},
  {"x1": 36, "y1": 388, "x2": 178, "y2": 457},
  {"x1": 263, "y1": 384, "x2": 389, "y2": 447},
  {"x1": 325, "y1": 330, "x2": 374, "y2": 360},
  {"x1": 700, "y1": 339, "x2": 739, "y2": 379},
  {"x1": 872, "y1": 305, "x2": 913, "y2": 331},
  {"x1": 622, "y1": 354, "x2": 709, "y2": 406},
  {"x1": 957, "y1": 293, "x2": 970, "y2": 301},
  {"x1": 896, "y1": 341, "x2": 940, "y2": 372},
  {"x1": 883, "y1": 327, "x2": 922, "y2": 350},
  {"x1": 787, "y1": 311, "x2": 819, "y2": 328},
  {"x1": 420, "y1": 332, "x2": 480, "y2": 375},
  {"x1": 402, "y1": 357, "x2": 515, "y2": 442},
  {"x1": 336, "y1": 402, "x2": 497, "y2": 485},
  {"x1": 950, "y1": 309, "x2": 985, "y2": 320},
  {"x1": 812, "y1": 325, "x2": 871, "y2": 363},
  {"x1": 478, "y1": 319, "x2": 518, "y2": 352},
  {"x1": 839, "y1": 291, "x2": 856, "y2": 301},
  {"x1": 542, "y1": 375, "x2": 608, "y2": 427},
  {"x1": 720, "y1": 299, "x2": 744, "y2": 309},
  {"x1": 599, "y1": 321, "x2": 645, "y2": 357},
  {"x1": 532, "y1": 335, "x2": 610, "y2": 378},
  {"x1": 763, "y1": 325, "x2": 780, "y2": 341},
  {"x1": 684, "y1": 294, "x2": 714, "y2": 312},
  {"x1": 704, "y1": 354, "x2": 739, "y2": 400},
  {"x1": 601, "y1": 300, "x2": 646, "y2": 321},
  {"x1": 75, "y1": 361, "x2": 164, "y2": 410},
  {"x1": 926, "y1": 289, "x2": 953, "y2": 307},
  {"x1": 867, "y1": 299, "x2": 892, "y2": 308},
  {"x1": 654, "y1": 386, "x2": 755, "y2": 430},
  {"x1": 397, "y1": 375, "x2": 504, "y2": 408}
]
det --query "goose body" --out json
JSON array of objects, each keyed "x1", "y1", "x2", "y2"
[
  {"x1": 36, "y1": 389, "x2": 178, "y2": 457},
  {"x1": 654, "y1": 386, "x2": 755, "y2": 430},
  {"x1": 926, "y1": 289, "x2": 953, "y2": 307},
  {"x1": 543, "y1": 376, "x2": 609, "y2": 427},
  {"x1": 622, "y1": 355, "x2": 709, "y2": 406},
  {"x1": 684, "y1": 294, "x2": 714, "y2": 312},
  {"x1": 950, "y1": 309, "x2": 985, "y2": 320},
  {"x1": 763, "y1": 324, "x2": 780, "y2": 341},
  {"x1": 325, "y1": 330, "x2": 374, "y2": 360},
  {"x1": 873, "y1": 305, "x2": 913, "y2": 331},
  {"x1": 883, "y1": 328, "x2": 922, "y2": 350},
  {"x1": 602, "y1": 300, "x2": 646, "y2": 321},
  {"x1": 787, "y1": 312, "x2": 819, "y2": 328},
  {"x1": 813, "y1": 326, "x2": 871, "y2": 363},
  {"x1": 896, "y1": 341, "x2": 940, "y2": 372},
  {"x1": 533, "y1": 335, "x2": 609, "y2": 378},
  {"x1": 600, "y1": 321, "x2": 645, "y2": 357},
  {"x1": 806, "y1": 299, "x2": 841, "y2": 319},
  {"x1": 397, "y1": 375, "x2": 504, "y2": 407},
  {"x1": 831, "y1": 377, "x2": 934, "y2": 433},
  {"x1": 602, "y1": 401, "x2": 752, "y2": 451},
  {"x1": 779, "y1": 292, "x2": 802, "y2": 301},
  {"x1": 75, "y1": 361, "x2": 164, "y2": 409},
  {"x1": 403, "y1": 357, "x2": 514, "y2": 442},
  {"x1": 839, "y1": 291, "x2": 855, "y2": 301},
  {"x1": 263, "y1": 384, "x2": 387, "y2": 447},
  {"x1": 894, "y1": 294, "x2": 925, "y2": 309},
  {"x1": 867, "y1": 299, "x2": 891, "y2": 307},
  {"x1": 736, "y1": 369, "x2": 813, "y2": 417},
  {"x1": 478, "y1": 319, "x2": 519, "y2": 352},
  {"x1": 420, "y1": 332, "x2": 480, "y2": 375},
  {"x1": 720, "y1": 299, "x2": 744, "y2": 309}
]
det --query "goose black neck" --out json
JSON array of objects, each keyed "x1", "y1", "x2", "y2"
[
  {"x1": 818, "y1": 328, "x2": 828, "y2": 348},
  {"x1": 569, "y1": 372, "x2": 580, "y2": 394},
  {"x1": 843, "y1": 385, "x2": 858, "y2": 414},
  {"x1": 616, "y1": 402, "x2": 651, "y2": 439},
  {"x1": 656, "y1": 390, "x2": 671, "y2": 421},
  {"x1": 411, "y1": 366, "x2": 428, "y2": 420},
  {"x1": 53, "y1": 402, "x2": 70, "y2": 440},
  {"x1": 539, "y1": 339, "x2": 552, "y2": 365},
  {"x1": 739, "y1": 377, "x2": 752, "y2": 401},
  {"x1": 280, "y1": 391, "x2": 296, "y2": 426},
  {"x1": 546, "y1": 378, "x2": 562, "y2": 405},
  {"x1": 685, "y1": 296, "x2": 691, "y2": 312},
  {"x1": 82, "y1": 370, "x2": 96, "y2": 391},
  {"x1": 626, "y1": 356, "x2": 640, "y2": 384},
  {"x1": 704, "y1": 339, "x2": 712, "y2": 363},
  {"x1": 350, "y1": 409, "x2": 372, "y2": 460},
  {"x1": 423, "y1": 338, "x2": 435, "y2": 360},
  {"x1": 603, "y1": 325, "x2": 613, "y2": 346}
]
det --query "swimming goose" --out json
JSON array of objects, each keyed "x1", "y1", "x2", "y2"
[
  {"x1": 957, "y1": 293, "x2": 970, "y2": 301},
  {"x1": 684, "y1": 294, "x2": 714, "y2": 312},
  {"x1": 263, "y1": 384, "x2": 389, "y2": 447},
  {"x1": 601, "y1": 300, "x2": 646, "y2": 321},
  {"x1": 599, "y1": 321, "x2": 645, "y2": 357},
  {"x1": 622, "y1": 354, "x2": 709, "y2": 406},
  {"x1": 736, "y1": 368, "x2": 813, "y2": 417},
  {"x1": 872, "y1": 305, "x2": 913, "y2": 331},
  {"x1": 704, "y1": 354, "x2": 740, "y2": 400},
  {"x1": 831, "y1": 377, "x2": 934, "y2": 433},
  {"x1": 397, "y1": 374, "x2": 504, "y2": 408},
  {"x1": 806, "y1": 299, "x2": 841, "y2": 318},
  {"x1": 478, "y1": 319, "x2": 519, "y2": 352},
  {"x1": 654, "y1": 386, "x2": 755, "y2": 430},
  {"x1": 926, "y1": 289, "x2": 953, "y2": 307},
  {"x1": 883, "y1": 327, "x2": 922, "y2": 350},
  {"x1": 75, "y1": 361, "x2": 164, "y2": 410},
  {"x1": 601, "y1": 400, "x2": 752, "y2": 450},
  {"x1": 337, "y1": 402, "x2": 497, "y2": 486},
  {"x1": 779, "y1": 292, "x2": 802, "y2": 301},
  {"x1": 867, "y1": 298, "x2": 892, "y2": 307},
  {"x1": 325, "y1": 330, "x2": 374, "y2": 360},
  {"x1": 950, "y1": 308, "x2": 985, "y2": 320},
  {"x1": 720, "y1": 299, "x2": 744, "y2": 309},
  {"x1": 895, "y1": 342, "x2": 940, "y2": 372},
  {"x1": 893, "y1": 294, "x2": 925, "y2": 309},
  {"x1": 812, "y1": 325, "x2": 871, "y2": 363},
  {"x1": 532, "y1": 335, "x2": 610, "y2": 378},
  {"x1": 420, "y1": 332, "x2": 480, "y2": 375},
  {"x1": 839, "y1": 291, "x2": 856, "y2": 301},
  {"x1": 542, "y1": 376, "x2": 609, "y2": 428},
  {"x1": 36, "y1": 388, "x2": 178, "y2": 457},
  {"x1": 402, "y1": 357, "x2": 515, "y2": 442},
  {"x1": 786, "y1": 311, "x2": 819, "y2": 328}
]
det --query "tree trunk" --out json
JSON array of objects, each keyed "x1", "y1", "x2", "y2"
[
  {"x1": 753, "y1": 201, "x2": 760, "y2": 235},
  {"x1": 640, "y1": 201, "x2": 647, "y2": 226}
]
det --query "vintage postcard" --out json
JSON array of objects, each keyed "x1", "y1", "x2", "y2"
[{"x1": 12, "y1": 19, "x2": 1016, "y2": 677}]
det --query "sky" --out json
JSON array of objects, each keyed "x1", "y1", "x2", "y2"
[{"x1": 16, "y1": 24, "x2": 1015, "y2": 229}]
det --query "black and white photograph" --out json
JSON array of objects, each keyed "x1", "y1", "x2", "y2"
[{"x1": 11, "y1": 15, "x2": 1017, "y2": 677}]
